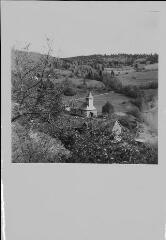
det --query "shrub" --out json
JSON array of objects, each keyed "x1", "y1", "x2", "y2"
[
  {"x1": 37, "y1": 114, "x2": 158, "y2": 164},
  {"x1": 102, "y1": 72, "x2": 144, "y2": 99},
  {"x1": 127, "y1": 107, "x2": 142, "y2": 121},
  {"x1": 121, "y1": 85, "x2": 142, "y2": 98},
  {"x1": 118, "y1": 116, "x2": 137, "y2": 131},
  {"x1": 140, "y1": 81, "x2": 158, "y2": 89},
  {"x1": 130, "y1": 96, "x2": 145, "y2": 110},
  {"x1": 12, "y1": 122, "x2": 70, "y2": 163},
  {"x1": 77, "y1": 84, "x2": 85, "y2": 89},
  {"x1": 102, "y1": 101, "x2": 114, "y2": 114},
  {"x1": 58, "y1": 118, "x2": 158, "y2": 164},
  {"x1": 102, "y1": 73, "x2": 122, "y2": 91},
  {"x1": 64, "y1": 87, "x2": 76, "y2": 96}
]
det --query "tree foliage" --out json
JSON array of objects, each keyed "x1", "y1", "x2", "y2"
[
  {"x1": 64, "y1": 87, "x2": 76, "y2": 96},
  {"x1": 102, "y1": 101, "x2": 114, "y2": 114},
  {"x1": 11, "y1": 42, "x2": 65, "y2": 123},
  {"x1": 55, "y1": 117, "x2": 158, "y2": 164}
]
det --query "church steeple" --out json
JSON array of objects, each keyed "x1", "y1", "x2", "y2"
[
  {"x1": 79, "y1": 91, "x2": 97, "y2": 117},
  {"x1": 86, "y1": 91, "x2": 93, "y2": 108},
  {"x1": 87, "y1": 91, "x2": 93, "y2": 99}
]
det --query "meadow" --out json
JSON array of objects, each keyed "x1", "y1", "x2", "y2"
[
  {"x1": 117, "y1": 69, "x2": 158, "y2": 86},
  {"x1": 73, "y1": 91, "x2": 133, "y2": 115},
  {"x1": 104, "y1": 63, "x2": 158, "y2": 86},
  {"x1": 57, "y1": 63, "x2": 158, "y2": 121}
]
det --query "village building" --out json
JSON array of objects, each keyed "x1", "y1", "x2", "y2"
[
  {"x1": 79, "y1": 92, "x2": 97, "y2": 117},
  {"x1": 112, "y1": 120, "x2": 122, "y2": 142}
]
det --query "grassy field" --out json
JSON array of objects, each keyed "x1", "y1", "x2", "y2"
[
  {"x1": 93, "y1": 92, "x2": 132, "y2": 114},
  {"x1": 92, "y1": 89, "x2": 158, "y2": 115},
  {"x1": 66, "y1": 91, "x2": 133, "y2": 115},
  {"x1": 144, "y1": 63, "x2": 158, "y2": 70},
  {"x1": 105, "y1": 66, "x2": 134, "y2": 75},
  {"x1": 51, "y1": 75, "x2": 105, "y2": 89},
  {"x1": 52, "y1": 63, "x2": 158, "y2": 89},
  {"x1": 105, "y1": 63, "x2": 158, "y2": 87},
  {"x1": 53, "y1": 64, "x2": 158, "y2": 120},
  {"x1": 116, "y1": 69, "x2": 158, "y2": 86}
]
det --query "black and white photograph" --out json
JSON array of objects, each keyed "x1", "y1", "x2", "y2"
[
  {"x1": 10, "y1": 2, "x2": 158, "y2": 164},
  {"x1": 2, "y1": 2, "x2": 166, "y2": 240}
]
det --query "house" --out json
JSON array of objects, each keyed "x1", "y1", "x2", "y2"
[
  {"x1": 112, "y1": 120, "x2": 122, "y2": 135},
  {"x1": 112, "y1": 120, "x2": 122, "y2": 142},
  {"x1": 79, "y1": 92, "x2": 97, "y2": 117}
]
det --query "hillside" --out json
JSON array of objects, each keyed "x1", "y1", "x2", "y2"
[
  {"x1": 63, "y1": 53, "x2": 158, "y2": 67},
  {"x1": 11, "y1": 49, "x2": 158, "y2": 70},
  {"x1": 11, "y1": 49, "x2": 56, "y2": 70}
]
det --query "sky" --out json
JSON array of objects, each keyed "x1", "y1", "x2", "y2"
[{"x1": 2, "y1": 1, "x2": 160, "y2": 57}]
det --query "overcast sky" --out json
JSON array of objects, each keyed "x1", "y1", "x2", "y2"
[{"x1": 2, "y1": 1, "x2": 160, "y2": 57}]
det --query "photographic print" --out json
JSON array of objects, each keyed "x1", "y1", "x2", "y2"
[{"x1": 11, "y1": 2, "x2": 158, "y2": 164}]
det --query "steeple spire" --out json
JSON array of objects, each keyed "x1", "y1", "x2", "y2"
[
  {"x1": 79, "y1": 91, "x2": 97, "y2": 117},
  {"x1": 86, "y1": 91, "x2": 93, "y2": 107},
  {"x1": 86, "y1": 91, "x2": 93, "y2": 99}
]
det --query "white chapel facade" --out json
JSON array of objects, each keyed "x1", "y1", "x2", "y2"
[{"x1": 79, "y1": 92, "x2": 97, "y2": 117}]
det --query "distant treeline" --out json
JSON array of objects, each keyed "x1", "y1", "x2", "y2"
[
  {"x1": 11, "y1": 49, "x2": 158, "y2": 74},
  {"x1": 63, "y1": 53, "x2": 158, "y2": 67}
]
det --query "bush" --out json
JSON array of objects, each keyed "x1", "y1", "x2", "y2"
[
  {"x1": 102, "y1": 72, "x2": 143, "y2": 99},
  {"x1": 118, "y1": 116, "x2": 137, "y2": 131},
  {"x1": 102, "y1": 101, "x2": 114, "y2": 114},
  {"x1": 12, "y1": 122, "x2": 70, "y2": 163},
  {"x1": 102, "y1": 73, "x2": 122, "y2": 91},
  {"x1": 127, "y1": 107, "x2": 142, "y2": 121},
  {"x1": 140, "y1": 81, "x2": 158, "y2": 89},
  {"x1": 77, "y1": 84, "x2": 85, "y2": 89},
  {"x1": 58, "y1": 118, "x2": 158, "y2": 164},
  {"x1": 130, "y1": 96, "x2": 145, "y2": 110},
  {"x1": 64, "y1": 87, "x2": 76, "y2": 96},
  {"x1": 37, "y1": 115, "x2": 157, "y2": 164},
  {"x1": 120, "y1": 85, "x2": 142, "y2": 98}
]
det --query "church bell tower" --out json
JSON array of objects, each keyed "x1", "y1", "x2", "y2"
[{"x1": 86, "y1": 91, "x2": 94, "y2": 108}]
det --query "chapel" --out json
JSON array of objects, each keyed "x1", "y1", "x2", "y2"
[{"x1": 79, "y1": 92, "x2": 97, "y2": 117}]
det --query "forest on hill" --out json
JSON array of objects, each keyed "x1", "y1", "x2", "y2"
[
  {"x1": 12, "y1": 49, "x2": 158, "y2": 70},
  {"x1": 63, "y1": 53, "x2": 158, "y2": 67}
]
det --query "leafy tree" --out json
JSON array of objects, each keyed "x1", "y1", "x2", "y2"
[
  {"x1": 57, "y1": 117, "x2": 158, "y2": 164},
  {"x1": 102, "y1": 101, "x2": 114, "y2": 114},
  {"x1": 127, "y1": 107, "x2": 142, "y2": 121},
  {"x1": 64, "y1": 87, "x2": 76, "y2": 96},
  {"x1": 11, "y1": 40, "x2": 65, "y2": 123}
]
